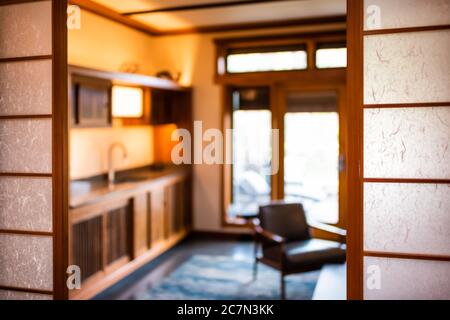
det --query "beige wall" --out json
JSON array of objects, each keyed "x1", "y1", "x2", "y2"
[
  {"x1": 68, "y1": 11, "x2": 156, "y2": 180},
  {"x1": 69, "y1": 9, "x2": 344, "y2": 231},
  {"x1": 70, "y1": 123, "x2": 154, "y2": 180},
  {"x1": 68, "y1": 10, "x2": 157, "y2": 73}
]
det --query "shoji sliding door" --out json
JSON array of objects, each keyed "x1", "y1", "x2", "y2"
[
  {"x1": 348, "y1": 0, "x2": 450, "y2": 299},
  {"x1": 0, "y1": 0, "x2": 68, "y2": 299}
]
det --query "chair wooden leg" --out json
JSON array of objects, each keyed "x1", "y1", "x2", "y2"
[
  {"x1": 280, "y1": 273, "x2": 286, "y2": 300},
  {"x1": 253, "y1": 260, "x2": 258, "y2": 280},
  {"x1": 253, "y1": 240, "x2": 258, "y2": 280}
]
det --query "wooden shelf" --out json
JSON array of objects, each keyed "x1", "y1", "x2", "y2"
[{"x1": 69, "y1": 65, "x2": 189, "y2": 91}]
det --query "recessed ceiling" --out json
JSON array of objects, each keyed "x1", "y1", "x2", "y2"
[
  {"x1": 93, "y1": 0, "x2": 250, "y2": 14},
  {"x1": 83, "y1": 0, "x2": 346, "y2": 34}
]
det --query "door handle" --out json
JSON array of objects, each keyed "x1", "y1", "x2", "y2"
[{"x1": 339, "y1": 154, "x2": 346, "y2": 173}]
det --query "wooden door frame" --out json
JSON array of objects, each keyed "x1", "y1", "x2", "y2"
[
  {"x1": 52, "y1": 0, "x2": 69, "y2": 300},
  {"x1": 273, "y1": 82, "x2": 347, "y2": 230},
  {"x1": 346, "y1": 0, "x2": 364, "y2": 300},
  {"x1": 220, "y1": 72, "x2": 347, "y2": 227}
]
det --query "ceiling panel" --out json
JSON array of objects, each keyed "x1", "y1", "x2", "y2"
[
  {"x1": 93, "y1": 0, "x2": 251, "y2": 14},
  {"x1": 130, "y1": 0, "x2": 346, "y2": 31}
]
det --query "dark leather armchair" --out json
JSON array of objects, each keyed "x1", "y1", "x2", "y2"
[{"x1": 252, "y1": 202, "x2": 346, "y2": 299}]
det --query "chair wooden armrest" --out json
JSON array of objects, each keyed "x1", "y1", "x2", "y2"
[
  {"x1": 308, "y1": 219, "x2": 347, "y2": 242},
  {"x1": 251, "y1": 218, "x2": 286, "y2": 244},
  {"x1": 254, "y1": 225, "x2": 286, "y2": 244}
]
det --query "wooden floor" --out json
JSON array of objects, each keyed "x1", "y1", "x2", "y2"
[{"x1": 94, "y1": 236, "x2": 346, "y2": 300}]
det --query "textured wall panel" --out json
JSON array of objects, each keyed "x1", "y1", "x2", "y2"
[
  {"x1": 364, "y1": 107, "x2": 450, "y2": 179},
  {"x1": 0, "y1": 60, "x2": 52, "y2": 116},
  {"x1": 0, "y1": 290, "x2": 52, "y2": 300},
  {"x1": 364, "y1": 183, "x2": 450, "y2": 255},
  {"x1": 364, "y1": 0, "x2": 450, "y2": 30},
  {"x1": 0, "y1": 177, "x2": 52, "y2": 232},
  {"x1": 364, "y1": 30, "x2": 450, "y2": 104},
  {"x1": 0, "y1": 1, "x2": 52, "y2": 59},
  {"x1": 0, "y1": 234, "x2": 52, "y2": 290},
  {"x1": 364, "y1": 257, "x2": 450, "y2": 299},
  {"x1": 0, "y1": 119, "x2": 52, "y2": 174}
]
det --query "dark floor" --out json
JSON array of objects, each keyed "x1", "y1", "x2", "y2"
[{"x1": 94, "y1": 236, "x2": 255, "y2": 300}]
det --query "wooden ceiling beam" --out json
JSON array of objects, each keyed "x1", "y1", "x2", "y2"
[
  {"x1": 159, "y1": 15, "x2": 346, "y2": 36},
  {"x1": 68, "y1": 0, "x2": 161, "y2": 36},
  {"x1": 122, "y1": 0, "x2": 298, "y2": 16}
]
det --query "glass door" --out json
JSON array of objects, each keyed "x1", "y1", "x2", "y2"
[{"x1": 282, "y1": 90, "x2": 341, "y2": 224}]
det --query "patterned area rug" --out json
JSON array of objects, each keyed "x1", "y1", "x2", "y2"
[{"x1": 137, "y1": 255, "x2": 320, "y2": 300}]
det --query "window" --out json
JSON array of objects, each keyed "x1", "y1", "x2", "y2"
[
  {"x1": 315, "y1": 43, "x2": 347, "y2": 69},
  {"x1": 284, "y1": 91, "x2": 339, "y2": 224},
  {"x1": 228, "y1": 87, "x2": 272, "y2": 219},
  {"x1": 226, "y1": 46, "x2": 307, "y2": 73},
  {"x1": 218, "y1": 34, "x2": 347, "y2": 227}
]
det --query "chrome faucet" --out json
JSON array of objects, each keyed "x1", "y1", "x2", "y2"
[{"x1": 107, "y1": 142, "x2": 128, "y2": 186}]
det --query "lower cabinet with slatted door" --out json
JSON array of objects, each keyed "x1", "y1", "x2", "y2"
[{"x1": 69, "y1": 168, "x2": 191, "y2": 299}]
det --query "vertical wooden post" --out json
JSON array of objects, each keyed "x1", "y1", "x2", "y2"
[
  {"x1": 346, "y1": 0, "x2": 364, "y2": 300},
  {"x1": 52, "y1": 0, "x2": 69, "y2": 300}
]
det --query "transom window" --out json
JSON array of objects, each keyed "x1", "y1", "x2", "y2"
[
  {"x1": 226, "y1": 46, "x2": 307, "y2": 73},
  {"x1": 315, "y1": 43, "x2": 347, "y2": 69},
  {"x1": 216, "y1": 36, "x2": 347, "y2": 77}
]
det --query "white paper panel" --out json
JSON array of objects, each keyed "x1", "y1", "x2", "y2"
[
  {"x1": 0, "y1": 177, "x2": 53, "y2": 232},
  {"x1": 0, "y1": 59, "x2": 52, "y2": 116},
  {"x1": 0, "y1": 290, "x2": 52, "y2": 300},
  {"x1": 364, "y1": 30, "x2": 450, "y2": 104},
  {"x1": 0, "y1": 119, "x2": 52, "y2": 174},
  {"x1": 364, "y1": 0, "x2": 450, "y2": 30},
  {"x1": 0, "y1": 1, "x2": 52, "y2": 59},
  {"x1": 364, "y1": 257, "x2": 450, "y2": 299},
  {"x1": 0, "y1": 234, "x2": 53, "y2": 290},
  {"x1": 364, "y1": 183, "x2": 450, "y2": 255},
  {"x1": 364, "y1": 107, "x2": 450, "y2": 179}
]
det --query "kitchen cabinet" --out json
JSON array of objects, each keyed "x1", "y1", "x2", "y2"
[
  {"x1": 70, "y1": 74, "x2": 112, "y2": 128},
  {"x1": 150, "y1": 187, "x2": 166, "y2": 244},
  {"x1": 68, "y1": 65, "x2": 192, "y2": 128},
  {"x1": 70, "y1": 198, "x2": 132, "y2": 289},
  {"x1": 132, "y1": 193, "x2": 149, "y2": 258},
  {"x1": 69, "y1": 168, "x2": 191, "y2": 299},
  {"x1": 165, "y1": 180, "x2": 188, "y2": 237},
  {"x1": 150, "y1": 89, "x2": 192, "y2": 125},
  {"x1": 123, "y1": 88, "x2": 192, "y2": 126}
]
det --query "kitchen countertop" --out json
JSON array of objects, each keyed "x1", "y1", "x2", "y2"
[{"x1": 70, "y1": 165, "x2": 189, "y2": 209}]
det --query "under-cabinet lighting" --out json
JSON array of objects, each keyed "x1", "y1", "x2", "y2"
[{"x1": 112, "y1": 86, "x2": 144, "y2": 118}]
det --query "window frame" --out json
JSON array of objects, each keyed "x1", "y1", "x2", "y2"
[
  {"x1": 217, "y1": 31, "x2": 347, "y2": 228},
  {"x1": 214, "y1": 30, "x2": 347, "y2": 83}
]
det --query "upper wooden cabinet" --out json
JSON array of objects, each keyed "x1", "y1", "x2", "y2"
[
  {"x1": 150, "y1": 89, "x2": 191, "y2": 125},
  {"x1": 69, "y1": 65, "x2": 192, "y2": 128},
  {"x1": 71, "y1": 74, "x2": 112, "y2": 128}
]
